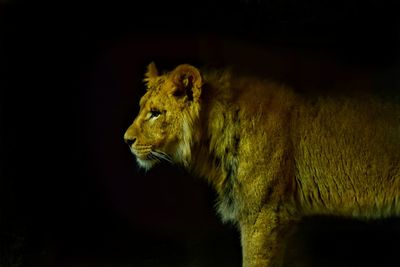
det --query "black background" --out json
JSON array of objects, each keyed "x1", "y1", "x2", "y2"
[{"x1": 2, "y1": 1, "x2": 400, "y2": 266}]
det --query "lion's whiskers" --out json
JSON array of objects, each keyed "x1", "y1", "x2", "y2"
[
  {"x1": 151, "y1": 150, "x2": 173, "y2": 164},
  {"x1": 147, "y1": 153, "x2": 161, "y2": 163}
]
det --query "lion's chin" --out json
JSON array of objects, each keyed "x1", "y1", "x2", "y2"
[{"x1": 136, "y1": 158, "x2": 158, "y2": 171}]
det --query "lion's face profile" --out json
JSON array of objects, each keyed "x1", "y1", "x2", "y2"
[{"x1": 124, "y1": 63, "x2": 202, "y2": 170}]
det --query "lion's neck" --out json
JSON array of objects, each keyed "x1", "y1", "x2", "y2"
[
  {"x1": 188, "y1": 125, "x2": 240, "y2": 223},
  {"x1": 187, "y1": 80, "x2": 240, "y2": 199}
]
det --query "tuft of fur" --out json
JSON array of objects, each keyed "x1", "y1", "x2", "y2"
[{"x1": 124, "y1": 63, "x2": 400, "y2": 267}]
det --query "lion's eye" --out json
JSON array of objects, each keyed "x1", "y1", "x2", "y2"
[{"x1": 149, "y1": 109, "x2": 161, "y2": 119}]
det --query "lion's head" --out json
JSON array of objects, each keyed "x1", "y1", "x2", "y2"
[{"x1": 124, "y1": 62, "x2": 203, "y2": 170}]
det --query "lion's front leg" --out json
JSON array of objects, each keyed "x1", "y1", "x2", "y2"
[{"x1": 240, "y1": 206, "x2": 296, "y2": 267}]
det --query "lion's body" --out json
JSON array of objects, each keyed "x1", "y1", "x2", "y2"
[
  {"x1": 124, "y1": 63, "x2": 400, "y2": 267},
  {"x1": 293, "y1": 96, "x2": 400, "y2": 219}
]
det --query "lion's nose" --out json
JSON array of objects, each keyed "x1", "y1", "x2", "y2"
[{"x1": 124, "y1": 137, "x2": 136, "y2": 147}]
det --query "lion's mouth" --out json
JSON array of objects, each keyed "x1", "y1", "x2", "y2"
[
  {"x1": 129, "y1": 144, "x2": 151, "y2": 158},
  {"x1": 129, "y1": 147, "x2": 147, "y2": 159},
  {"x1": 129, "y1": 145, "x2": 172, "y2": 169}
]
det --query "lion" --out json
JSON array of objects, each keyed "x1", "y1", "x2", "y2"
[{"x1": 124, "y1": 62, "x2": 400, "y2": 267}]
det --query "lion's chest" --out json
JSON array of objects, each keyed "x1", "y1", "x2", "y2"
[{"x1": 217, "y1": 192, "x2": 240, "y2": 223}]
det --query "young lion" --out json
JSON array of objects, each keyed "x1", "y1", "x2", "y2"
[{"x1": 124, "y1": 62, "x2": 400, "y2": 267}]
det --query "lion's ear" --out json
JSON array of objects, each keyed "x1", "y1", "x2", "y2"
[
  {"x1": 170, "y1": 64, "x2": 202, "y2": 101},
  {"x1": 143, "y1": 62, "x2": 159, "y2": 87}
]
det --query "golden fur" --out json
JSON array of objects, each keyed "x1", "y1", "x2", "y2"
[{"x1": 124, "y1": 63, "x2": 400, "y2": 267}]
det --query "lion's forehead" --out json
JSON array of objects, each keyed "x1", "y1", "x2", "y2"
[{"x1": 140, "y1": 90, "x2": 164, "y2": 108}]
